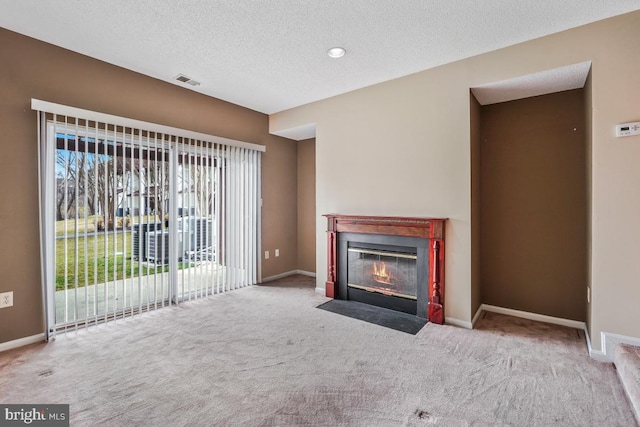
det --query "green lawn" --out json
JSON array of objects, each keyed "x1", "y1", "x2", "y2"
[
  {"x1": 55, "y1": 232, "x2": 172, "y2": 291},
  {"x1": 55, "y1": 215, "x2": 159, "y2": 236}
]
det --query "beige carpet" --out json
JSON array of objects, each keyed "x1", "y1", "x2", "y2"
[
  {"x1": 615, "y1": 344, "x2": 640, "y2": 424},
  {"x1": 0, "y1": 275, "x2": 636, "y2": 426}
]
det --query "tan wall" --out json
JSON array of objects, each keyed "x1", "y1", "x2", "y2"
[
  {"x1": 470, "y1": 94, "x2": 482, "y2": 318},
  {"x1": 480, "y1": 89, "x2": 587, "y2": 321},
  {"x1": 297, "y1": 138, "x2": 316, "y2": 273},
  {"x1": 261, "y1": 138, "x2": 298, "y2": 278},
  {"x1": 271, "y1": 11, "x2": 640, "y2": 349},
  {"x1": 0, "y1": 28, "x2": 298, "y2": 344}
]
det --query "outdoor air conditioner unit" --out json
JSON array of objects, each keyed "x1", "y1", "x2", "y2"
[
  {"x1": 133, "y1": 222, "x2": 163, "y2": 261},
  {"x1": 146, "y1": 218, "x2": 214, "y2": 264},
  {"x1": 178, "y1": 217, "x2": 214, "y2": 260},
  {"x1": 147, "y1": 230, "x2": 171, "y2": 264}
]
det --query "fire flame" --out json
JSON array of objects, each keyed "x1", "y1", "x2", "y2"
[{"x1": 372, "y1": 261, "x2": 394, "y2": 285}]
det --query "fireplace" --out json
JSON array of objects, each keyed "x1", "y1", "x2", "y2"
[
  {"x1": 324, "y1": 215, "x2": 446, "y2": 323},
  {"x1": 348, "y1": 247, "x2": 417, "y2": 300}
]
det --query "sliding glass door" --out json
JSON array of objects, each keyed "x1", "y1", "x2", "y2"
[{"x1": 35, "y1": 100, "x2": 262, "y2": 338}]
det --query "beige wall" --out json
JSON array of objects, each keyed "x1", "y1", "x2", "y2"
[
  {"x1": 275, "y1": 66, "x2": 476, "y2": 325},
  {"x1": 585, "y1": 14, "x2": 640, "y2": 352},
  {"x1": 297, "y1": 138, "x2": 316, "y2": 273},
  {"x1": 480, "y1": 89, "x2": 587, "y2": 321},
  {"x1": 0, "y1": 28, "x2": 298, "y2": 344},
  {"x1": 271, "y1": 11, "x2": 640, "y2": 350},
  {"x1": 584, "y1": 71, "x2": 593, "y2": 334}
]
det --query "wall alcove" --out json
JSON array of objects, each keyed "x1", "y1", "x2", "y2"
[{"x1": 470, "y1": 65, "x2": 591, "y2": 323}]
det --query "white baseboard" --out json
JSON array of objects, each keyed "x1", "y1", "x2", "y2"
[
  {"x1": 261, "y1": 270, "x2": 297, "y2": 282},
  {"x1": 296, "y1": 270, "x2": 317, "y2": 278},
  {"x1": 315, "y1": 287, "x2": 326, "y2": 295},
  {"x1": 477, "y1": 305, "x2": 640, "y2": 363},
  {"x1": 445, "y1": 317, "x2": 473, "y2": 329},
  {"x1": 584, "y1": 327, "x2": 609, "y2": 362},
  {"x1": 481, "y1": 304, "x2": 586, "y2": 330},
  {"x1": 477, "y1": 304, "x2": 611, "y2": 361},
  {"x1": 603, "y1": 331, "x2": 640, "y2": 363},
  {"x1": 471, "y1": 305, "x2": 483, "y2": 328},
  {"x1": 0, "y1": 333, "x2": 45, "y2": 353},
  {"x1": 261, "y1": 270, "x2": 316, "y2": 283},
  {"x1": 442, "y1": 306, "x2": 481, "y2": 330}
]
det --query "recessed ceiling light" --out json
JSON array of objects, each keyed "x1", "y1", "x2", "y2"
[{"x1": 327, "y1": 47, "x2": 346, "y2": 58}]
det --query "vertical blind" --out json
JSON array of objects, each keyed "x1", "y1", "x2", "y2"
[{"x1": 34, "y1": 99, "x2": 263, "y2": 338}]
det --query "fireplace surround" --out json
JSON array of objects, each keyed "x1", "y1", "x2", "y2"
[{"x1": 324, "y1": 214, "x2": 446, "y2": 324}]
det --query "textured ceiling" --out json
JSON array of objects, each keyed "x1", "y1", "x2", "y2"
[{"x1": 1, "y1": 1, "x2": 639, "y2": 114}]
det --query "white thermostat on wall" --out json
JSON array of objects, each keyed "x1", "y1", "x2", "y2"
[{"x1": 616, "y1": 121, "x2": 640, "y2": 137}]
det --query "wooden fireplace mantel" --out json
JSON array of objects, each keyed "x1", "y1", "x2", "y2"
[{"x1": 323, "y1": 214, "x2": 447, "y2": 324}]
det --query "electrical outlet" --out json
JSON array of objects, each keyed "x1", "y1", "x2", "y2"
[
  {"x1": 275, "y1": 249, "x2": 279, "y2": 257},
  {"x1": 0, "y1": 291, "x2": 13, "y2": 308},
  {"x1": 264, "y1": 250, "x2": 269, "y2": 260}
]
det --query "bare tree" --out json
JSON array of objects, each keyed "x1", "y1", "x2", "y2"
[
  {"x1": 140, "y1": 159, "x2": 169, "y2": 221},
  {"x1": 55, "y1": 150, "x2": 85, "y2": 220},
  {"x1": 94, "y1": 155, "x2": 123, "y2": 230}
]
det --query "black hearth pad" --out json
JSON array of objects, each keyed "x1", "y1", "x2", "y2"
[{"x1": 316, "y1": 299, "x2": 427, "y2": 335}]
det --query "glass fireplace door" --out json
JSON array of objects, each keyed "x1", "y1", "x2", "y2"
[{"x1": 347, "y1": 247, "x2": 418, "y2": 300}]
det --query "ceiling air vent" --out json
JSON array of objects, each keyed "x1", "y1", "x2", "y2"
[{"x1": 174, "y1": 74, "x2": 200, "y2": 86}]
